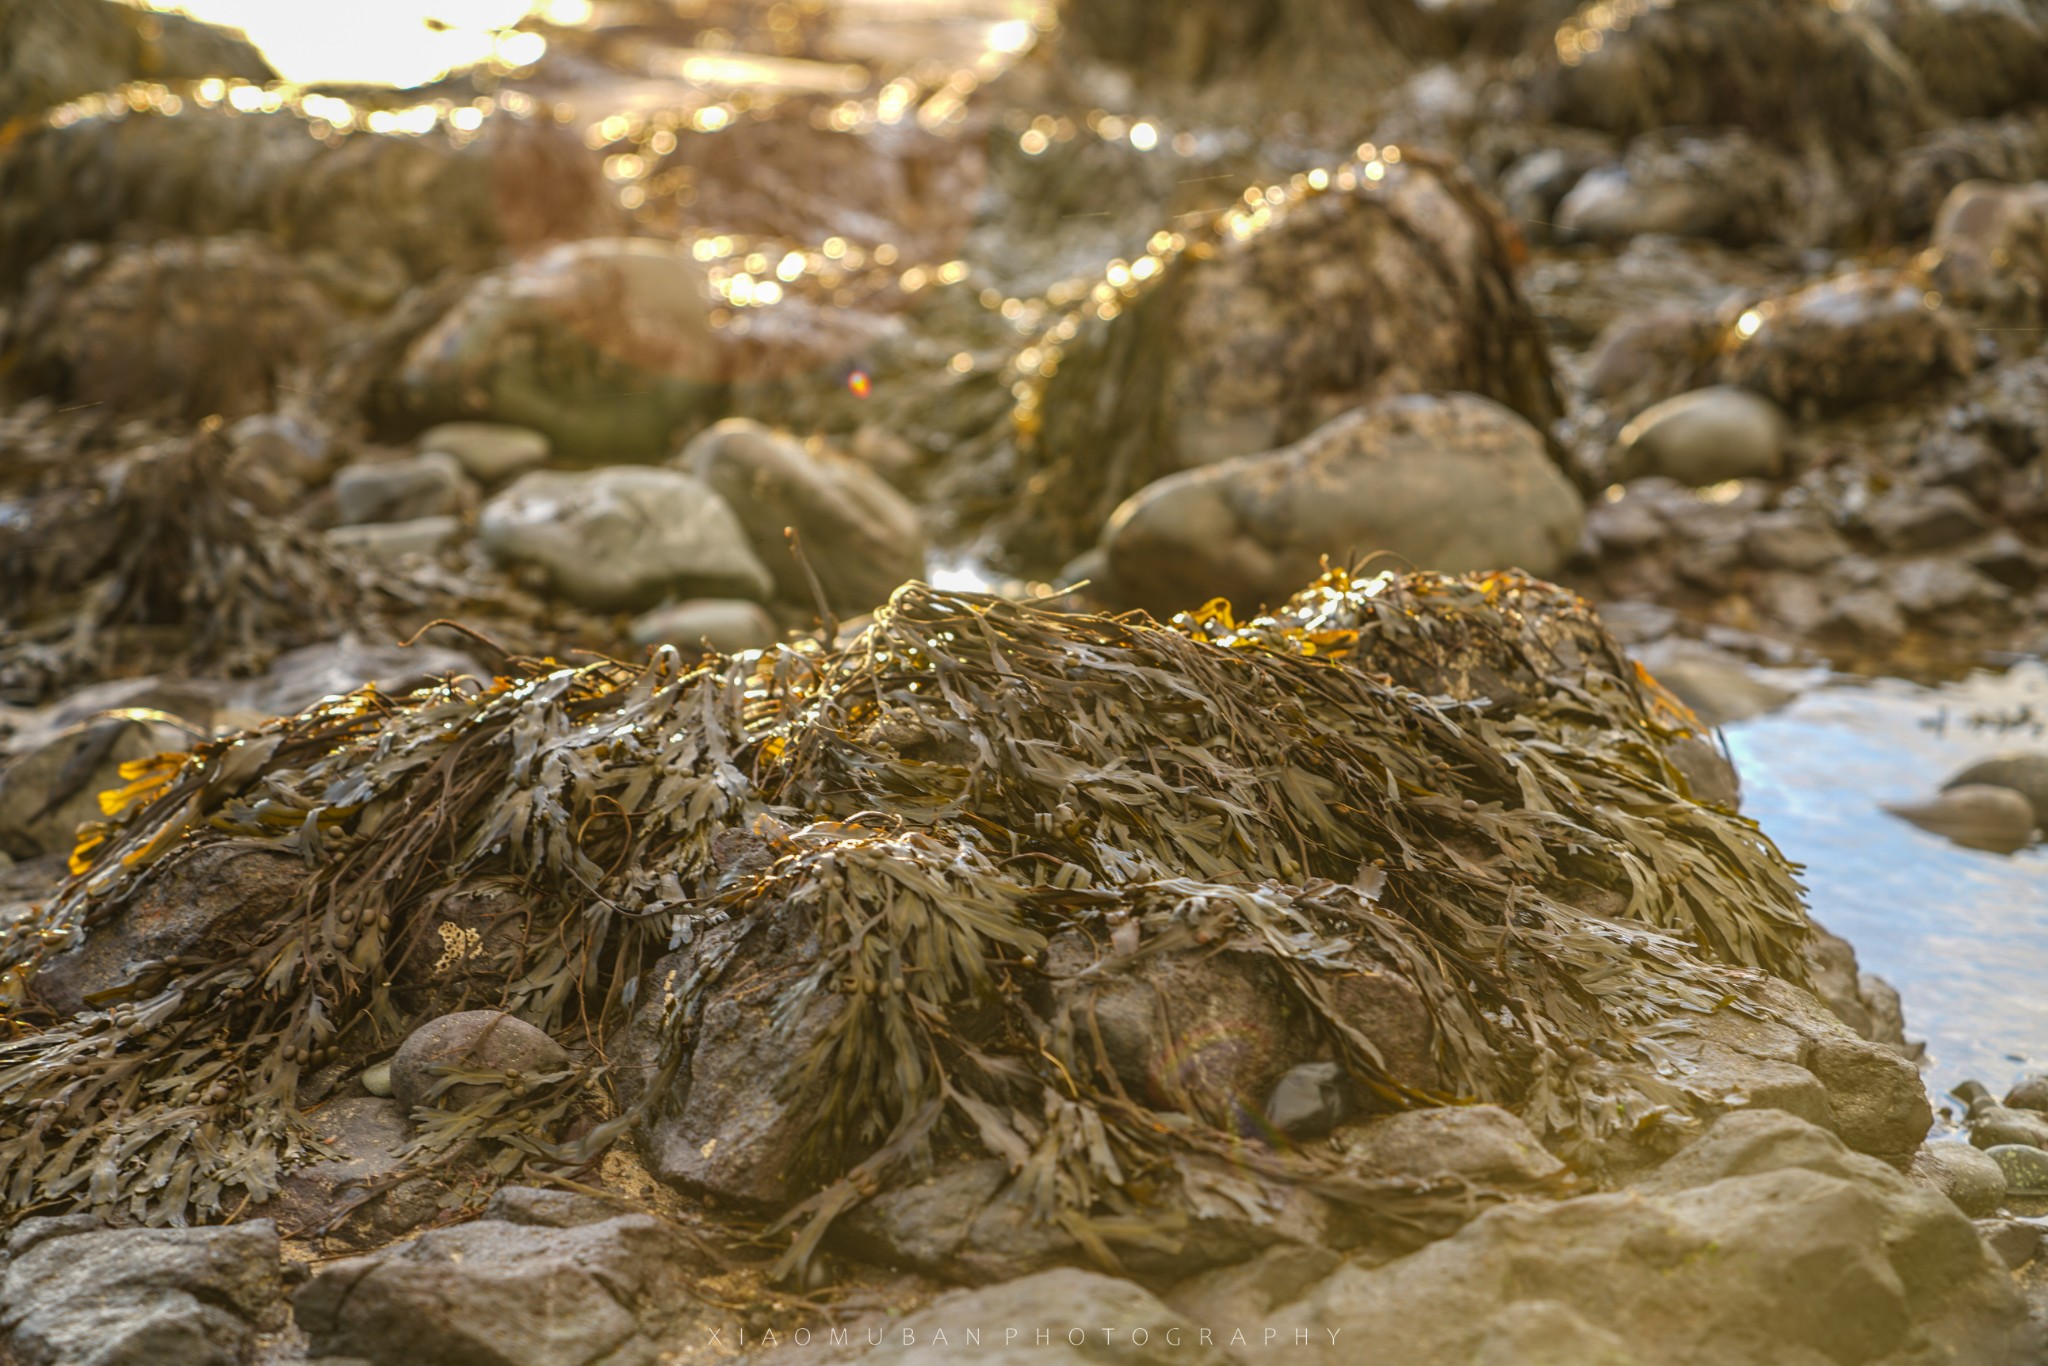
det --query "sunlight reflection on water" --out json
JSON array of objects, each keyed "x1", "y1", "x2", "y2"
[{"x1": 1726, "y1": 662, "x2": 2048, "y2": 1098}]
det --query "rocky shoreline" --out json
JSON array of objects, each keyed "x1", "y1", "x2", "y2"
[{"x1": 5, "y1": 0, "x2": 2048, "y2": 1362}]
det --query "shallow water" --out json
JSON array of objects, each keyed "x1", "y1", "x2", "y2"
[{"x1": 1726, "y1": 663, "x2": 2048, "y2": 1103}]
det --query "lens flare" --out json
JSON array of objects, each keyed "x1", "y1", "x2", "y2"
[{"x1": 846, "y1": 369, "x2": 873, "y2": 399}]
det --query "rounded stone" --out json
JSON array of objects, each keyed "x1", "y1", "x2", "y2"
[
  {"x1": 1882, "y1": 784, "x2": 2038, "y2": 855},
  {"x1": 629, "y1": 599, "x2": 779, "y2": 656},
  {"x1": 1909, "y1": 1141, "x2": 2008, "y2": 1217},
  {"x1": 389, "y1": 1010, "x2": 569, "y2": 1113},
  {"x1": 1945, "y1": 754, "x2": 2048, "y2": 828},
  {"x1": 418, "y1": 422, "x2": 551, "y2": 485},
  {"x1": 1986, "y1": 1144, "x2": 2048, "y2": 1196},
  {"x1": 2005, "y1": 1074, "x2": 2048, "y2": 1114},
  {"x1": 1611, "y1": 386, "x2": 1788, "y2": 487}
]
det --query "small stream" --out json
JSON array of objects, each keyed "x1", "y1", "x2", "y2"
[{"x1": 1725, "y1": 663, "x2": 2048, "y2": 1099}]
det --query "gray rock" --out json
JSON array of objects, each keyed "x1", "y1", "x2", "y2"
[
  {"x1": 1864, "y1": 486, "x2": 1992, "y2": 553},
  {"x1": 1329, "y1": 1105, "x2": 1565, "y2": 1186},
  {"x1": 1966, "y1": 530, "x2": 2045, "y2": 590},
  {"x1": 228, "y1": 411, "x2": 336, "y2": 487},
  {"x1": 1279, "y1": 1111, "x2": 2027, "y2": 1364},
  {"x1": 481, "y1": 1186, "x2": 631, "y2": 1230},
  {"x1": 833, "y1": 1160, "x2": 1081, "y2": 1285},
  {"x1": 1972, "y1": 1104, "x2": 2048, "y2": 1151},
  {"x1": 2008, "y1": 1075, "x2": 2048, "y2": 1113},
  {"x1": 1888, "y1": 557, "x2": 2012, "y2": 620},
  {"x1": 1884, "y1": 784, "x2": 2038, "y2": 854},
  {"x1": 389, "y1": 1010, "x2": 570, "y2": 1113},
  {"x1": 824, "y1": 1268, "x2": 1230, "y2": 1365},
  {"x1": 323, "y1": 516, "x2": 462, "y2": 566},
  {"x1": 628, "y1": 599, "x2": 779, "y2": 656},
  {"x1": 1743, "y1": 509, "x2": 1850, "y2": 572},
  {"x1": 1911, "y1": 1142, "x2": 2009, "y2": 1217},
  {"x1": 1987, "y1": 1144, "x2": 2048, "y2": 1195},
  {"x1": 1556, "y1": 162, "x2": 1732, "y2": 243},
  {"x1": 234, "y1": 635, "x2": 480, "y2": 718},
  {"x1": 30, "y1": 843, "x2": 302, "y2": 1017},
  {"x1": 1978, "y1": 1217, "x2": 2043, "y2": 1270},
  {"x1": 1264, "y1": 1062, "x2": 1351, "y2": 1140},
  {"x1": 674, "y1": 418, "x2": 927, "y2": 615},
  {"x1": 1929, "y1": 180, "x2": 2048, "y2": 316},
  {"x1": 1, "y1": 1222, "x2": 282, "y2": 1366},
  {"x1": 1594, "y1": 599, "x2": 1679, "y2": 645},
  {"x1": 293, "y1": 1215, "x2": 721, "y2": 1366},
  {"x1": 479, "y1": 467, "x2": 772, "y2": 612},
  {"x1": 1822, "y1": 587, "x2": 1908, "y2": 647},
  {"x1": 1913, "y1": 430, "x2": 2009, "y2": 506},
  {"x1": 1611, "y1": 385, "x2": 1788, "y2": 487},
  {"x1": 360, "y1": 1060, "x2": 393, "y2": 1097},
  {"x1": 260, "y1": 1096, "x2": 444, "y2": 1250},
  {"x1": 1948, "y1": 754, "x2": 2048, "y2": 827},
  {"x1": 1717, "y1": 271, "x2": 1976, "y2": 416},
  {"x1": 1103, "y1": 393, "x2": 1584, "y2": 616},
  {"x1": 0, "y1": 713, "x2": 184, "y2": 859},
  {"x1": 334, "y1": 452, "x2": 474, "y2": 527},
  {"x1": 418, "y1": 422, "x2": 551, "y2": 485},
  {"x1": 635, "y1": 960, "x2": 843, "y2": 1205},
  {"x1": 1803, "y1": 920, "x2": 1912, "y2": 1050},
  {"x1": 1163, "y1": 1243, "x2": 1342, "y2": 1334},
  {"x1": 1669, "y1": 981, "x2": 1932, "y2": 1162}
]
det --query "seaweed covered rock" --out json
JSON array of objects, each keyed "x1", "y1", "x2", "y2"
[
  {"x1": 0, "y1": 569, "x2": 1818, "y2": 1283},
  {"x1": 1004, "y1": 154, "x2": 1563, "y2": 569},
  {"x1": 1, "y1": 235, "x2": 339, "y2": 421},
  {"x1": 1099, "y1": 392, "x2": 1584, "y2": 615},
  {"x1": 0, "y1": 103, "x2": 617, "y2": 298},
  {"x1": 0, "y1": 0, "x2": 272, "y2": 128},
  {"x1": 1715, "y1": 271, "x2": 1975, "y2": 417},
  {"x1": 0, "y1": 430, "x2": 389, "y2": 699}
]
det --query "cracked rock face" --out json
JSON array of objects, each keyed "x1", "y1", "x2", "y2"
[{"x1": 0, "y1": 1220, "x2": 285, "y2": 1366}]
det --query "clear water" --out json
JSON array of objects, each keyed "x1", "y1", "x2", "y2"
[{"x1": 1725, "y1": 663, "x2": 2048, "y2": 1102}]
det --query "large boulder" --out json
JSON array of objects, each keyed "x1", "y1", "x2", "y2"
[
  {"x1": 478, "y1": 466, "x2": 773, "y2": 611},
  {"x1": 674, "y1": 419, "x2": 927, "y2": 615},
  {"x1": 1101, "y1": 393, "x2": 1583, "y2": 615},
  {"x1": 1007, "y1": 156, "x2": 1562, "y2": 569},
  {"x1": 0, "y1": 1220, "x2": 284, "y2": 1366},
  {"x1": 1716, "y1": 271, "x2": 1975, "y2": 417},
  {"x1": 1273, "y1": 1111, "x2": 2030, "y2": 1364},
  {"x1": 1, "y1": 236, "x2": 338, "y2": 421},
  {"x1": 393, "y1": 238, "x2": 893, "y2": 462}
]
